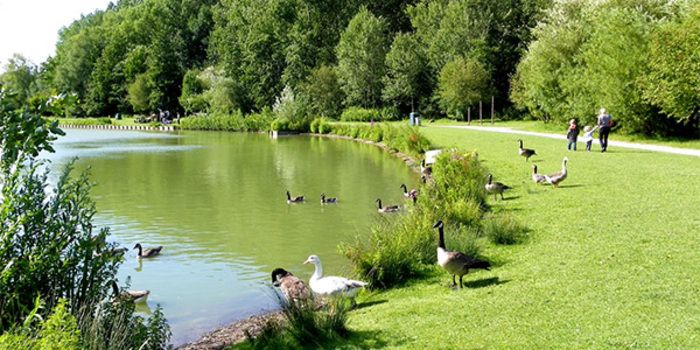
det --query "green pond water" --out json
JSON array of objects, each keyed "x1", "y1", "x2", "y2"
[{"x1": 47, "y1": 129, "x2": 416, "y2": 345}]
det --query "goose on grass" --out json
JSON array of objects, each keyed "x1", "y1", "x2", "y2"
[
  {"x1": 303, "y1": 255, "x2": 366, "y2": 301},
  {"x1": 531, "y1": 165, "x2": 546, "y2": 184},
  {"x1": 485, "y1": 174, "x2": 511, "y2": 200},
  {"x1": 133, "y1": 243, "x2": 162, "y2": 258},
  {"x1": 518, "y1": 139, "x2": 537, "y2": 161},
  {"x1": 433, "y1": 221, "x2": 491, "y2": 288},
  {"x1": 271, "y1": 268, "x2": 312, "y2": 303},
  {"x1": 544, "y1": 157, "x2": 568, "y2": 187}
]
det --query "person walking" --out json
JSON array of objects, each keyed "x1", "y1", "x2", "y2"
[
  {"x1": 581, "y1": 125, "x2": 599, "y2": 152},
  {"x1": 566, "y1": 118, "x2": 579, "y2": 151},
  {"x1": 597, "y1": 108, "x2": 613, "y2": 152}
]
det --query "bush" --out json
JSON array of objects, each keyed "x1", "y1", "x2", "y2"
[
  {"x1": 244, "y1": 109, "x2": 275, "y2": 132},
  {"x1": 0, "y1": 299, "x2": 80, "y2": 350},
  {"x1": 340, "y1": 107, "x2": 381, "y2": 122},
  {"x1": 341, "y1": 150, "x2": 501, "y2": 289},
  {"x1": 309, "y1": 117, "x2": 332, "y2": 134},
  {"x1": 482, "y1": 214, "x2": 529, "y2": 245},
  {"x1": 57, "y1": 117, "x2": 112, "y2": 126},
  {"x1": 179, "y1": 111, "x2": 246, "y2": 131},
  {"x1": 240, "y1": 296, "x2": 350, "y2": 349}
]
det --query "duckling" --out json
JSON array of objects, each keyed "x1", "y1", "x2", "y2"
[
  {"x1": 420, "y1": 160, "x2": 432, "y2": 177},
  {"x1": 303, "y1": 255, "x2": 366, "y2": 301},
  {"x1": 485, "y1": 174, "x2": 511, "y2": 200},
  {"x1": 433, "y1": 221, "x2": 491, "y2": 288},
  {"x1": 271, "y1": 268, "x2": 312, "y2": 303},
  {"x1": 518, "y1": 139, "x2": 537, "y2": 161},
  {"x1": 111, "y1": 281, "x2": 150, "y2": 303},
  {"x1": 544, "y1": 156, "x2": 568, "y2": 187},
  {"x1": 133, "y1": 243, "x2": 162, "y2": 258},
  {"x1": 400, "y1": 184, "x2": 418, "y2": 200},
  {"x1": 286, "y1": 190, "x2": 304, "y2": 203},
  {"x1": 375, "y1": 198, "x2": 400, "y2": 213},
  {"x1": 531, "y1": 165, "x2": 546, "y2": 184}
]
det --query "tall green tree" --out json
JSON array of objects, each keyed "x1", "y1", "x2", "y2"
[
  {"x1": 336, "y1": 7, "x2": 389, "y2": 108},
  {"x1": 383, "y1": 33, "x2": 429, "y2": 112},
  {"x1": 301, "y1": 65, "x2": 344, "y2": 118},
  {"x1": 437, "y1": 56, "x2": 491, "y2": 119},
  {"x1": 0, "y1": 54, "x2": 38, "y2": 107}
]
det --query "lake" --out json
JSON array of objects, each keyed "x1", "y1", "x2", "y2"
[{"x1": 47, "y1": 129, "x2": 415, "y2": 345}]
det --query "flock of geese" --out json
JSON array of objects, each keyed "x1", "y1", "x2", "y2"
[
  {"x1": 116, "y1": 139, "x2": 569, "y2": 309},
  {"x1": 485, "y1": 139, "x2": 569, "y2": 200}
]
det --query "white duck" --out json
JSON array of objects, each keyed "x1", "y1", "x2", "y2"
[{"x1": 303, "y1": 255, "x2": 367, "y2": 299}]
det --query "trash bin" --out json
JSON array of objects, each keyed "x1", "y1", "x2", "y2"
[{"x1": 409, "y1": 112, "x2": 421, "y2": 126}]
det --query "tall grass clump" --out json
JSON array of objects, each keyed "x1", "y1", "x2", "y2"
[
  {"x1": 237, "y1": 296, "x2": 350, "y2": 350},
  {"x1": 0, "y1": 92, "x2": 170, "y2": 347},
  {"x1": 180, "y1": 111, "x2": 246, "y2": 131},
  {"x1": 341, "y1": 150, "x2": 502, "y2": 289},
  {"x1": 481, "y1": 214, "x2": 529, "y2": 245}
]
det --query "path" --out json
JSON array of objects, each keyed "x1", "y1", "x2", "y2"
[{"x1": 435, "y1": 125, "x2": 700, "y2": 157}]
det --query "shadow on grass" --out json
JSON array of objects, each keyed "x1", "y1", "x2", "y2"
[
  {"x1": 555, "y1": 184, "x2": 584, "y2": 189},
  {"x1": 333, "y1": 329, "x2": 395, "y2": 349},
  {"x1": 502, "y1": 195, "x2": 521, "y2": 201},
  {"x1": 462, "y1": 276, "x2": 509, "y2": 289},
  {"x1": 353, "y1": 299, "x2": 388, "y2": 311}
]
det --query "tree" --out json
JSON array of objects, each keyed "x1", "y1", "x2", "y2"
[
  {"x1": 336, "y1": 7, "x2": 389, "y2": 107},
  {"x1": 0, "y1": 54, "x2": 38, "y2": 107},
  {"x1": 437, "y1": 56, "x2": 490, "y2": 118},
  {"x1": 301, "y1": 65, "x2": 344, "y2": 118},
  {"x1": 644, "y1": 3, "x2": 700, "y2": 132},
  {"x1": 127, "y1": 73, "x2": 151, "y2": 113},
  {"x1": 383, "y1": 33, "x2": 429, "y2": 112}
]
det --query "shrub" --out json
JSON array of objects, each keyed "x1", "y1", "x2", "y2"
[
  {"x1": 0, "y1": 299, "x2": 80, "y2": 350},
  {"x1": 241, "y1": 296, "x2": 350, "y2": 349},
  {"x1": 340, "y1": 107, "x2": 381, "y2": 122},
  {"x1": 482, "y1": 214, "x2": 529, "y2": 245},
  {"x1": 244, "y1": 109, "x2": 275, "y2": 132},
  {"x1": 310, "y1": 117, "x2": 332, "y2": 134},
  {"x1": 179, "y1": 112, "x2": 246, "y2": 131}
]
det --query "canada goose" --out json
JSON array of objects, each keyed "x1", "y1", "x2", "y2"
[
  {"x1": 433, "y1": 221, "x2": 491, "y2": 288},
  {"x1": 133, "y1": 243, "x2": 162, "y2": 258},
  {"x1": 400, "y1": 184, "x2": 418, "y2": 200},
  {"x1": 531, "y1": 165, "x2": 546, "y2": 184},
  {"x1": 375, "y1": 198, "x2": 400, "y2": 213},
  {"x1": 518, "y1": 139, "x2": 537, "y2": 161},
  {"x1": 420, "y1": 160, "x2": 432, "y2": 177},
  {"x1": 303, "y1": 255, "x2": 366, "y2": 300},
  {"x1": 111, "y1": 281, "x2": 150, "y2": 303},
  {"x1": 320, "y1": 193, "x2": 337, "y2": 204},
  {"x1": 271, "y1": 268, "x2": 312, "y2": 303},
  {"x1": 485, "y1": 174, "x2": 511, "y2": 200},
  {"x1": 545, "y1": 157, "x2": 568, "y2": 187},
  {"x1": 286, "y1": 190, "x2": 304, "y2": 203}
]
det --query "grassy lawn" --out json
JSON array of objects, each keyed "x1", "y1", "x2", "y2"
[
  {"x1": 51, "y1": 117, "x2": 170, "y2": 127},
  {"x1": 430, "y1": 118, "x2": 700, "y2": 150},
  {"x1": 335, "y1": 127, "x2": 700, "y2": 348}
]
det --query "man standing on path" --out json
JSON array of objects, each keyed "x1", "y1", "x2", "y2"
[{"x1": 597, "y1": 108, "x2": 613, "y2": 152}]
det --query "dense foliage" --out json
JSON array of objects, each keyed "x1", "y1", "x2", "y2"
[
  {"x1": 4, "y1": 0, "x2": 699, "y2": 137},
  {"x1": 0, "y1": 92, "x2": 170, "y2": 347},
  {"x1": 512, "y1": 0, "x2": 700, "y2": 136}
]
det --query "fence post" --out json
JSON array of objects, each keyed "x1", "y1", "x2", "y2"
[
  {"x1": 479, "y1": 101, "x2": 483, "y2": 125},
  {"x1": 491, "y1": 96, "x2": 495, "y2": 125},
  {"x1": 467, "y1": 107, "x2": 471, "y2": 124}
]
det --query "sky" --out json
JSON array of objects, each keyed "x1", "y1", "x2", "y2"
[{"x1": 0, "y1": 0, "x2": 113, "y2": 70}]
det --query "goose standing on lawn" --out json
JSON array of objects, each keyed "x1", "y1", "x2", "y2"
[
  {"x1": 518, "y1": 139, "x2": 537, "y2": 161},
  {"x1": 420, "y1": 160, "x2": 433, "y2": 177},
  {"x1": 111, "y1": 281, "x2": 150, "y2": 303},
  {"x1": 303, "y1": 255, "x2": 367, "y2": 302},
  {"x1": 271, "y1": 268, "x2": 312, "y2": 303},
  {"x1": 376, "y1": 198, "x2": 400, "y2": 213},
  {"x1": 545, "y1": 157, "x2": 568, "y2": 187},
  {"x1": 433, "y1": 221, "x2": 491, "y2": 288},
  {"x1": 531, "y1": 165, "x2": 546, "y2": 184},
  {"x1": 286, "y1": 190, "x2": 304, "y2": 203},
  {"x1": 320, "y1": 193, "x2": 338, "y2": 204},
  {"x1": 485, "y1": 174, "x2": 511, "y2": 200},
  {"x1": 133, "y1": 243, "x2": 162, "y2": 258}
]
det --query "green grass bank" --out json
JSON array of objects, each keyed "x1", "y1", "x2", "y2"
[{"x1": 293, "y1": 126, "x2": 700, "y2": 348}]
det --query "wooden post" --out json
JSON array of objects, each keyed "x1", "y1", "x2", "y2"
[
  {"x1": 479, "y1": 101, "x2": 483, "y2": 125},
  {"x1": 467, "y1": 107, "x2": 471, "y2": 124},
  {"x1": 491, "y1": 96, "x2": 495, "y2": 124}
]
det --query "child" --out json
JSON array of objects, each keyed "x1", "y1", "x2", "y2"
[
  {"x1": 581, "y1": 125, "x2": 599, "y2": 152},
  {"x1": 566, "y1": 119, "x2": 579, "y2": 151}
]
